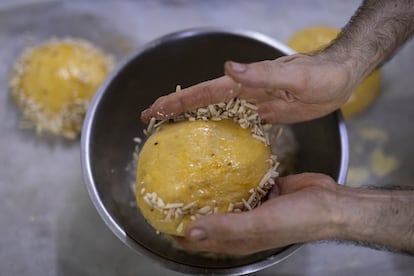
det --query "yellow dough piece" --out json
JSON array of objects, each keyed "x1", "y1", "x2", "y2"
[
  {"x1": 10, "y1": 38, "x2": 114, "y2": 138},
  {"x1": 287, "y1": 26, "x2": 381, "y2": 118},
  {"x1": 136, "y1": 119, "x2": 272, "y2": 236},
  {"x1": 287, "y1": 26, "x2": 340, "y2": 53}
]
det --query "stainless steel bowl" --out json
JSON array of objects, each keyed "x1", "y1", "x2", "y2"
[{"x1": 81, "y1": 28, "x2": 349, "y2": 275}]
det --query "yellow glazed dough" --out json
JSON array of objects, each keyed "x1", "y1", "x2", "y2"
[
  {"x1": 287, "y1": 26, "x2": 381, "y2": 118},
  {"x1": 136, "y1": 119, "x2": 272, "y2": 236},
  {"x1": 10, "y1": 38, "x2": 113, "y2": 138},
  {"x1": 287, "y1": 26, "x2": 340, "y2": 53}
]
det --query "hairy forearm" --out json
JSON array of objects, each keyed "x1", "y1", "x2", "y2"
[
  {"x1": 323, "y1": 0, "x2": 414, "y2": 82},
  {"x1": 333, "y1": 186, "x2": 414, "y2": 254}
]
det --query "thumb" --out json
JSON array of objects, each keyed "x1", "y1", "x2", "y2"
[
  {"x1": 184, "y1": 213, "x2": 251, "y2": 242},
  {"x1": 175, "y1": 207, "x2": 279, "y2": 255},
  {"x1": 176, "y1": 212, "x2": 262, "y2": 255},
  {"x1": 224, "y1": 59, "x2": 296, "y2": 90}
]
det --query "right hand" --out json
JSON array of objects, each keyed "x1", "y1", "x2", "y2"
[
  {"x1": 175, "y1": 173, "x2": 340, "y2": 255},
  {"x1": 141, "y1": 53, "x2": 356, "y2": 124}
]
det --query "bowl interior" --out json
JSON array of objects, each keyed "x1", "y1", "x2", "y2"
[{"x1": 83, "y1": 30, "x2": 347, "y2": 274}]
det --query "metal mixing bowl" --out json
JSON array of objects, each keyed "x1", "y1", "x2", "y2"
[{"x1": 81, "y1": 28, "x2": 349, "y2": 275}]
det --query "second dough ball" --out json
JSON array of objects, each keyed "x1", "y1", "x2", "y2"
[{"x1": 10, "y1": 38, "x2": 114, "y2": 138}]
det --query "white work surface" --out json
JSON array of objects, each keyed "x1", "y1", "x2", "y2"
[{"x1": 0, "y1": 1, "x2": 413, "y2": 275}]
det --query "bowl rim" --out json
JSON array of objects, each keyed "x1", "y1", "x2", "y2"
[{"x1": 81, "y1": 27, "x2": 349, "y2": 275}]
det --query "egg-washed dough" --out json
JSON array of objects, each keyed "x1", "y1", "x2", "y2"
[
  {"x1": 136, "y1": 119, "x2": 273, "y2": 236},
  {"x1": 287, "y1": 26, "x2": 381, "y2": 118},
  {"x1": 10, "y1": 38, "x2": 114, "y2": 139}
]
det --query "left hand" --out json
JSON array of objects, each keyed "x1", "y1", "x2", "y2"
[
  {"x1": 175, "y1": 173, "x2": 340, "y2": 255},
  {"x1": 141, "y1": 54, "x2": 354, "y2": 124}
]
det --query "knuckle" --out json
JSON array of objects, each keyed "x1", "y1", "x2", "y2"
[
  {"x1": 293, "y1": 66, "x2": 311, "y2": 91},
  {"x1": 259, "y1": 60, "x2": 275, "y2": 73},
  {"x1": 198, "y1": 84, "x2": 214, "y2": 101},
  {"x1": 153, "y1": 95, "x2": 167, "y2": 107}
]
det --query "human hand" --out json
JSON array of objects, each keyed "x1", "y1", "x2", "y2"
[
  {"x1": 141, "y1": 53, "x2": 356, "y2": 124},
  {"x1": 174, "y1": 173, "x2": 340, "y2": 255}
]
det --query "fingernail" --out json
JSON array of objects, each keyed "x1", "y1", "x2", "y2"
[
  {"x1": 189, "y1": 228, "x2": 207, "y2": 241},
  {"x1": 228, "y1": 61, "x2": 247, "y2": 73}
]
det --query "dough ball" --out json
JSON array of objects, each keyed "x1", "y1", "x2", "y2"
[
  {"x1": 136, "y1": 119, "x2": 274, "y2": 236},
  {"x1": 10, "y1": 38, "x2": 114, "y2": 138}
]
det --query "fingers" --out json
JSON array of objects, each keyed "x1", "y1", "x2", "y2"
[
  {"x1": 267, "y1": 183, "x2": 280, "y2": 199},
  {"x1": 141, "y1": 76, "x2": 239, "y2": 123}
]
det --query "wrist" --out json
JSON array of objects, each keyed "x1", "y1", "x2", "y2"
[
  {"x1": 329, "y1": 186, "x2": 393, "y2": 243},
  {"x1": 318, "y1": 185, "x2": 350, "y2": 241},
  {"x1": 297, "y1": 185, "x2": 349, "y2": 243},
  {"x1": 328, "y1": 186, "x2": 358, "y2": 241},
  {"x1": 316, "y1": 50, "x2": 365, "y2": 91}
]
